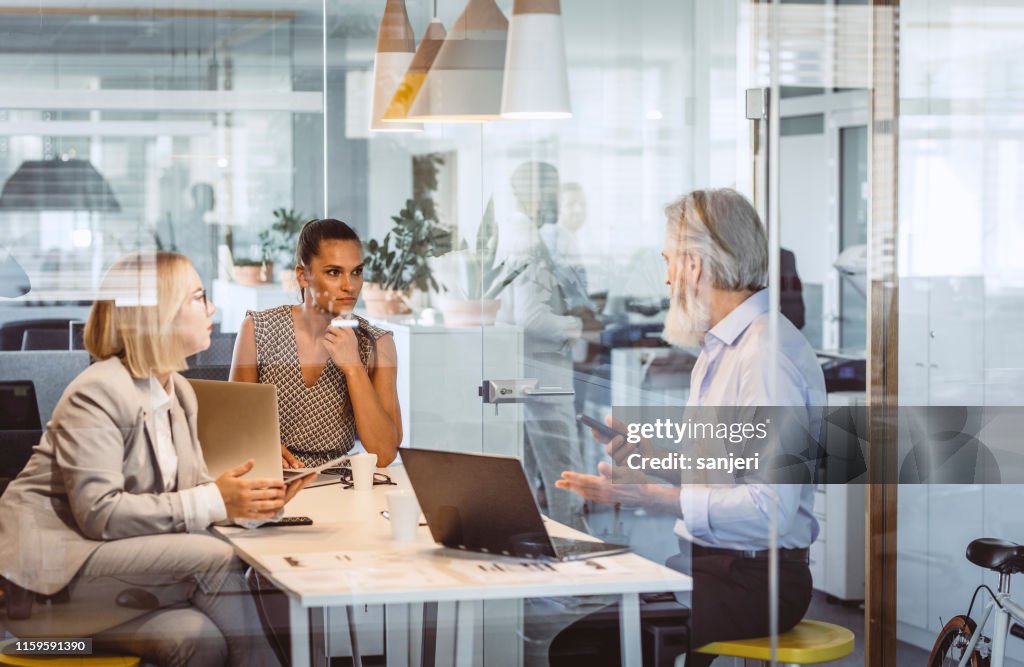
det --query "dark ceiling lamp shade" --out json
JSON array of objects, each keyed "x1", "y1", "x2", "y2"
[{"x1": 0, "y1": 159, "x2": 121, "y2": 212}]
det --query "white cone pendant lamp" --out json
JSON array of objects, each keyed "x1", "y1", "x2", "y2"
[
  {"x1": 370, "y1": 0, "x2": 422, "y2": 132},
  {"x1": 406, "y1": 0, "x2": 509, "y2": 122},
  {"x1": 382, "y1": 17, "x2": 447, "y2": 124},
  {"x1": 501, "y1": 0, "x2": 571, "y2": 119}
]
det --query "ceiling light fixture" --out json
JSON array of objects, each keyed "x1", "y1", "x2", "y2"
[
  {"x1": 382, "y1": 0, "x2": 448, "y2": 125},
  {"x1": 501, "y1": 0, "x2": 571, "y2": 119},
  {"x1": 406, "y1": 0, "x2": 509, "y2": 123},
  {"x1": 370, "y1": 0, "x2": 422, "y2": 132}
]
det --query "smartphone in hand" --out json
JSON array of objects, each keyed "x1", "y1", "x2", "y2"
[{"x1": 576, "y1": 413, "x2": 626, "y2": 441}]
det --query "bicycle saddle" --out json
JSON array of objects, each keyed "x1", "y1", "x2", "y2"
[{"x1": 967, "y1": 538, "x2": 1024, "y2": 574}]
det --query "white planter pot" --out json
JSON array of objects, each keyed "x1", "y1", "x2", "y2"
[{"x1": 439, "y1": 298, "x2": 501, "y2": 327}]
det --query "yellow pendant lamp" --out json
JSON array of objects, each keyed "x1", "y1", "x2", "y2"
[
  {"x1": 370, "y1": 0, "x2": 422, "y2": 132},
  {"x1": 501, "y1": 0, "x2": 571, "y2": 119},
  {"x1": 382, "y1": 17, "x2": 448, "y2": 124},
  {"x1": 406, "y1": 0, "x2": 509, "y2": 122}
]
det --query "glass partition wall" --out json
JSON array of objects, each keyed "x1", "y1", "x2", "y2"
[
  {"x1": 894, "y1": 1, "x2": 1024, "y2": 666},
  {"x1": 0, "y1": 1, "x2": 905, "y2": 665}
]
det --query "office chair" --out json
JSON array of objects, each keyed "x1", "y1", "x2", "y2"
[
  {"x1": 0, "y1": 380, "x2": 42, "y2": 495},
  {"x1": 21, "y1": 329, "x2": 69, "y2": 351},
  {"x1": 182, "y1": 330, "x2": 237, "y2": 381},
  {"x1": 0, "y1": 320, "x2": 73, "y2": 351}
]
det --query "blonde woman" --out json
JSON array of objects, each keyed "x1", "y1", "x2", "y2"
[{"x1": 0, "y1": 252, "x2": 304, "y2": 666}]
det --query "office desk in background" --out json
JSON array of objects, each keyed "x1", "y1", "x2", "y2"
[{"x1": 217, "y1": 466, "x2": 691, "y2": 667}]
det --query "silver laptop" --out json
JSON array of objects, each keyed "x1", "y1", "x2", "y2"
[
  {"x1": 400, "y1": 449, "x2": 630, "y2": 562},
  {"x1": 187, "y1": 379, "x2": 344, "y2": 486},
  {"x1": 189, "y1": 379, "x2": 283, "y2": 482}
]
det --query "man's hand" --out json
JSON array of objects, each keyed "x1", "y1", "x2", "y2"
[
  {"x1": 557, "y1": 463, "x2": 684, "y2": 518},
  {"x1": 281, "y1": 445, "x2": 302, "y2": 469},
  {"x1": 215, "y1": 459, "x2": 286, "y2": 520},
  {"x1": 556, "y1": 462, "x2": 649, "y2": 506},
  {"x1": 569, "y1": 306, "x2": 603, "y2": 332},
  {"x1": 587, "y1": 415, "x2": 657, "y2": 464}
]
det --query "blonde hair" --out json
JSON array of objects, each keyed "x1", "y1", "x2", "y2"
[{"x1": 84, "y1": 252, "x2": 194, "y2": 378}]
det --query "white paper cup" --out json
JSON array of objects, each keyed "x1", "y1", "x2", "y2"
[
  {"x1": 386, "y1": 490, "x2": 421, "y2": 542},
  {"x1": 349, "y1": 452, "x2": 377, "y2": 491}
]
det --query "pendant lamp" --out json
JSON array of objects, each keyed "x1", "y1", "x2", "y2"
[
  {"x1": 0, "y1": 159, "x2": 121, "y2": 212},
  {"x1": 382, "y1": 17, "x2": 447, "y2": 124},
  {"x1": 370, "y1": 0, "x2": 422, "y2": 132},
  {"x1": 501, "y1": 0, "x2": 571, "y2": 119},
  {"x1": 406, "y1": 0, "x2": 509, "y2": 122}
]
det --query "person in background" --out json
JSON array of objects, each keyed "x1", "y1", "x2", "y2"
[
  {"x1": 230, "y1": 218, "x2": 402, "y2": 468},
  {"x1": 0, "y1": 251, "x2": 306, "y2": 666},
  {"x1": 780, "y1": 247, "x2": 806, "y2": 330},
  {"x1": 498, "y1": 162, "x2": 586, "y2": 530},
  {"x1": 555, "y1": 189, "x2": 824, "y2": 666}
]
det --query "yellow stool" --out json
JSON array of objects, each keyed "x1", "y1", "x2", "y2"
[
  {"x1": 674, "y1": 620, "x2": 855, "y2": 666},
  {"x1": 0, "y1": 641, "x2": 138, "y2": 667}
]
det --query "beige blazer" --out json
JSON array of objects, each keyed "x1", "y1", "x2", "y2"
[{"x1": 0, "y1": 357, "x2": 214, "y2": 595}]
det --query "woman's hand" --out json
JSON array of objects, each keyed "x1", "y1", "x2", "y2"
[
  {"x1": 215, "y1": 459, "x2": 286, "y2": 520},
  {"x1": 281, "y1": 445, "x2": 302, "y2": 469},
  {"x1": 283, "y1": 474, "x2": 315, "y2": 503},
  {"x1": 322, "y1": 327, "x2": 362, "y2": 373}
]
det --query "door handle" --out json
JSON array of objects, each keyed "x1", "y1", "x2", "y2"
[{"x1": 479, "y1": 379, "x2": 575, "y2": 404}]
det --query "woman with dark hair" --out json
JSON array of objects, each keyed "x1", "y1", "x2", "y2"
[{"x1": 229, "y1": 218, "x2": 402, "y2": 468}]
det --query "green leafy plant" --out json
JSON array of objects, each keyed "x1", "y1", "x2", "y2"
[
  {"x1": 431, "y1": 197, "x2": 528, "y2": 300},
  {"x1": 257, "y1": 207, "x2": 307, "y2": 267},
  {"x1": 363, "y1": 199, "x2": 448, "y2": 292}
]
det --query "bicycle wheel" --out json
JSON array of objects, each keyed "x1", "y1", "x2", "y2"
[{"x1": 927, "y1": 615, "x2": 989, "y2": 667}]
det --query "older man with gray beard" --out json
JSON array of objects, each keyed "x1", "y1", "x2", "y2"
[{"x1": 552, "y1": 188, "x2": 826, "y2": 667}]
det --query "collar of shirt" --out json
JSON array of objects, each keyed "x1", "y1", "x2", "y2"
[
  {"x1": 148, "y1": 376, "x2": 171, "y2": 413},
  {"x1": 701, "y1": 288, "x2": 769, "y2": 349}
]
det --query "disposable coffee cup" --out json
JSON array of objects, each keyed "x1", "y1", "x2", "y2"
[
  {"x1": 385, "y1": 490, "x2": 421, "y2": 542},
  {"x1": 349, "y1": 452, "x2": 377, "y2": 491}
]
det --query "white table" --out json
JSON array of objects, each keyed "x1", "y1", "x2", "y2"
[{"x1": 217, "y1": 467, "x2": 691, "y2": 667}]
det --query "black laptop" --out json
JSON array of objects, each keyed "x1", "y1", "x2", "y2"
[{"x1": 400, "y1": 449, "x2": 629, "y2": 562}]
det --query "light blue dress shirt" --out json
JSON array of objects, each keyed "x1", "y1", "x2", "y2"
[{"x1": 675, "y1": 288, "x2": 826, "y2": 550}]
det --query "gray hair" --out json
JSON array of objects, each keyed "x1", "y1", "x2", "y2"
[{"x1": 663, "y1": 188, "x2": 768, "y2": 291}]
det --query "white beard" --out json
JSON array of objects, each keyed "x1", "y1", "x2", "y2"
[{"x1": 662, "y1": 279, "x2": 710, "y2": 348}]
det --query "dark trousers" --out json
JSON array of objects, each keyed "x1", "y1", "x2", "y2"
[{"x1": 550, "y1": 543, "x2": 813, "y2": 667}]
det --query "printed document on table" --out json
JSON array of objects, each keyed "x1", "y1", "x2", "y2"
[
  {"x1": 256, "y1": 551, "x2": 368, "y2": 572},
  {"x1": 457, "y1": 558, "x2": 632, "y2": 584}
]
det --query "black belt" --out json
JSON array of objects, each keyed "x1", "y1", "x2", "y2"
[{"x1": 691, "y1": 543, "x2": 810, "y2": 564}]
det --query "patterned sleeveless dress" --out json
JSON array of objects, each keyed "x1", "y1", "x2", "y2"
[{"x1": 248, "y1": 306, "x2": 392, "y2": 466}]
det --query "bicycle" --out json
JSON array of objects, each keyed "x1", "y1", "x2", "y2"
[{"x1": 927, "y1": 538, "x2": 1024, "y2": 666}]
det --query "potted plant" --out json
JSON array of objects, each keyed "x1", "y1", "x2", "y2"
[
  {"x1": 233, "y1": 256, "x2": 272, "y2": 285},
  {"x1": 262, "y1": 208, "x2": 306, "y2": 290},
  {"x1": 362, "y1": 199, "x2": 447, "y2": 318},
  {"x1": 430, "y1": 198, "x2": 529, "y2": 327}
]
